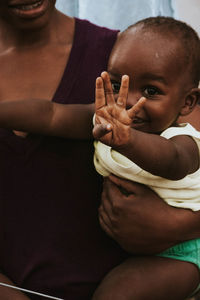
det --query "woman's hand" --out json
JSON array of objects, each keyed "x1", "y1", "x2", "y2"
[{"x1": 99, "y1": 175, "x2": 200, "y2": 254}]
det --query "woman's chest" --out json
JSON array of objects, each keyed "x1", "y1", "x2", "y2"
[{"x1": 0, "y1": 45, "x2": 70, "y2": 101}]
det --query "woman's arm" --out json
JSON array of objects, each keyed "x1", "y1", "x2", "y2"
[
  {"x1": 0, "y1": 99, "x2": 94, "y2": 139},
  {"x1": 100, "y1": 175, "x2": 200, "y2": 255}
]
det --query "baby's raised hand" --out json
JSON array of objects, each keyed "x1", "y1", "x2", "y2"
[{"x1": 93, "y1": 71, "x2": 146, "y2": 148}]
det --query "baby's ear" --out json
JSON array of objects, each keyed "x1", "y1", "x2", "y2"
[{"x1": 180, "y1": 88, "x2": 200, "y2": 116}]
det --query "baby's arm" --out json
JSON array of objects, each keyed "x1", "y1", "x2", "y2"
[
  {"x1": 0, "y1": 99, "x2": 94, "y2": 139},
  {"x1": 93, "y1": 72, "x2": 199, "y2": 180}
]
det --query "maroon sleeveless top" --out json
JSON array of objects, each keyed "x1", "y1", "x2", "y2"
[{"x1": 1, "y1": 19, "x2": 128, "y2": 299}]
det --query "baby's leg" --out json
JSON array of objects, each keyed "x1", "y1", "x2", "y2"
[{"x1": 92, "y1": 256, "x2": 200, "y2": 300}]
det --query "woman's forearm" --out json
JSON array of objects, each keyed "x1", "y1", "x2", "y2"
[{"x1": 0, "y1": 99, "x2": 94, "y2": 139}]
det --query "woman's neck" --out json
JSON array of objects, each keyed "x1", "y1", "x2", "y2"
[{"x1": 0, "y1": 10, "x2": 74, "y2": 51}]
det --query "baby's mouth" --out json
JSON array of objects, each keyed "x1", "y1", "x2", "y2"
[
  {"x1": 132, "y1": 117, "x2": 146, "y2": 124},
  {"x1": 131, "y1": 116, "x2": 149, "y2": 130}
]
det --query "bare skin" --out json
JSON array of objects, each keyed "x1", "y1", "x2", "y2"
[
  {"x1": 93, "y1": 82, "x2": 200, "y2": 297},
  {"x1": 94, "y1": 71, "x2": 200, "y2": 255},
  {"x1": 0, "y1": 3, "x2": 200, "y2": 299},
  {"x1": 97, "y1": 27, "x2": 200, "y2": 257},
  {"x1": 99, "y1": 175, "x2": 200, "y2": 254},
  {"x1": 0, "y1": 3, "x2": 74, "y2": 137},
  {"x1": 93, "y1": 176, "x2": 200, "y2": 299},
  {"x1": 0, "y1": 274, "x2": 30, "y2": 300},
  {"x1": 0, "y1": 1, "x2": 75, "y2": 299},
  {"x1": 92, "y1": 256, "x2": 199, "y2": 300},
  {"x1": 92, "y1": 24, "x2": 200, "y2": 298},
  {"x1": 0, "y1": 9, "x2": 74, "y2": 102},
  {"x1": 93, "y1": 72, "x2": 199, "y2": 180}
]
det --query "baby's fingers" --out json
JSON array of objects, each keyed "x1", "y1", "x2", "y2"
[
  {"x1": 93, "y1": 123, "x2": 112, "y2": 139},
  {"x1": 117, "y1": 75, "x2": 129, "y2": 108},
  {"x1": 95, "y1": 77, "x2": 106, "y2": 110},
  {"x1": 101, "y1": 72, "x2": 115, "y2": 106},
  {"x1": 128, "y1": 97, "x2": 146, "y2": 119}
]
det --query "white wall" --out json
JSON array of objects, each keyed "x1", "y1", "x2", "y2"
[
  {"x1": 172, "y1": 0, "x2": 200, "y2": 36},
  {"x1": 56, "y1": 0, "x2": 173, "y2": 31},
  {"x1": 56, "y1": 0, "x2": 200, "y2": 35}
]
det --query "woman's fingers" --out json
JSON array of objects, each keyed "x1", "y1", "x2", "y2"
[
  {"x1": 108, "y1": 174, "x2": 143, "y2": 195},
  {"x1": 98, "y1": 178, "x2": 117, "y2": 238},
  {"x1": 98, "y1": 206, "x2": 115, "y2": 239}
]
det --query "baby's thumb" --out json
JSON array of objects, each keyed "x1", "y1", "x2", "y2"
[
  {"x1": 128, "y1": 97, "x2": 146, "y2": 119},
  {"x1": 93, "y1": 124, "x2": 112, "y2": 139}
]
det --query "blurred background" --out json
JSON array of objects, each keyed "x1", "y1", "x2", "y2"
[{"x1": 55, "y1": 0, "x2": 200, "y2": 35}]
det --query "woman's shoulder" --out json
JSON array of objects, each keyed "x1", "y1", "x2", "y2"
[{"x1": 75, "y1": 17, "x2": 119, "y2": 41}]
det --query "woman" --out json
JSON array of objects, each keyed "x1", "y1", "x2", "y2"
[{"x1": 0, "y1": 1, "x2": 200, "y2": 299}]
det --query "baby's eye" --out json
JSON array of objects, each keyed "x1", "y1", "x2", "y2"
[
  {"x1": 111, "y1": 81, "x2": 120, "y2": 94},
  {"x1": 143, "y1": 87, "x2": 159, "y2": 97}
]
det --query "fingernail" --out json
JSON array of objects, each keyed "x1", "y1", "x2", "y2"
[
  {"x1": 101, "y1": 71, "x2": 107, "y2": 76},
  {"x1": 122, "y1": 75, "x2": 129, "y2": 80},
  {"x1": 139, "y1": 97, "x2": 146, "y2": 101}
]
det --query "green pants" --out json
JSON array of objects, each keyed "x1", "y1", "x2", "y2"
[{"x1": 158, "y1": 238, "x2": 200, "y2": 296}]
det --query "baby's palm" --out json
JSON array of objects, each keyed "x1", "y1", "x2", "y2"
[
  {"x1": 94, "y1": 71, "x2": 146, "y2": 148},
  {"x1": 95, "y1": 102, "x2": 132, "y2": 147}
]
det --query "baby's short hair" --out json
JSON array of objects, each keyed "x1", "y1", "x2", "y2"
[{"x1": 124, "y1": 17, "x2": 200, "y2": 87}]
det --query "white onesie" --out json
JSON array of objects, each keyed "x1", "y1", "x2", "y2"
[{"x1": 94, "y1": 123, "x2": 200, "y2": 211}]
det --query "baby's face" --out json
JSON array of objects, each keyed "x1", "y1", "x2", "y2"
[{"x1": 108, "y1": 29, "x2": 189, "y2": 134}]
